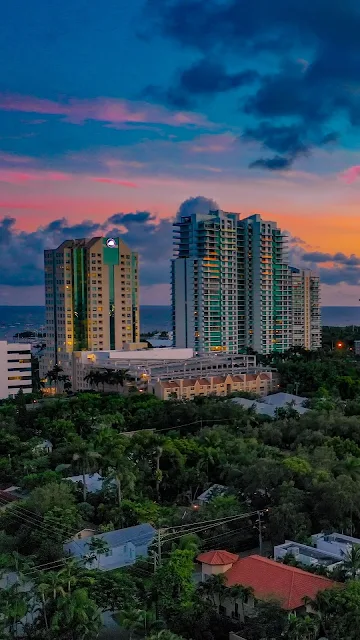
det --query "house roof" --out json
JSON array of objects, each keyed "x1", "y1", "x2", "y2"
[
  {"x1": 0, "y1": 490, "x2": 19, "y2": 503},
  {"x1": 196, "y1": 484, "x2": 228, "y2": 502},
  {"x1": 182, "y1": 379, "x2": 198, "y2": 387},
  {"x1": 224, "y1": 555, "x2": 338, "y2": 610},
  {"x1": 212, "y1": 376, "x2": 226, "y2": 384},
  {"x1": 198, "y1": 378, "x2": 211, "y2": 386},
  {"x1": 263, "y1": 392, "x2": 306, "y2": 407},
  {"x1": 64, "y1": 523, "x2": 156, "y2": 557},
  {"x1": 259, "y1": 373, "x2": 271, "y2": 381},
  {"x1": 65, "y1": 473, "x2": 104, "y2": 492},
  {"x1": 232, "y1": 375, "x2": 245, "y2": 382},
  {"x1": 161, "y1": 380, "x2": 180, "y2": 389},
  {"x1": 197, "y1": 550, "x2": 239, "y2": 565}
]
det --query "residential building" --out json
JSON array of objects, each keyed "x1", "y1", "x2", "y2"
[
  {"x1": 151, "y1": 371, "x2": 278, "y2": 401},
  {"x1": 194, "y1": 485, "x2": 228, "y2": 507},
  {"x1": 64, "y1": 523, "x2": 156, "y2": 571},
  {"x1": 354, "y1": 340, "x2": 360, "y2": 355},
  {"x1": 41, "y1": 237, "x2": 139, "y2": 380},
  {"x1": 0, "y1": 341, "x2": 32, "y2": 399},
  {"x1": 196, "y1": 552, "x2": 338, "y2": 616},
  {"x1": 311, "y1": 532, "x2": 360, "y2": 558},
  {"x1": 64, "y1": 473, "x2": 105, "y2": 494},
  {"x1": 274, "y1": 540, "x2": 342, "y2": 571},
  {"x1": 172, "y1": 210, "x2": 296, "y2": 356},
  {"x1": 237, "y1": 214, "x2": 291, "y2": 354},
  {"x1": 172, "y1": 209, "x2": 239, "y2": 354},
  {"x1": 290, "y1": 267, "x2": 321, "y2": 350},
  {"x1": 232, "y1": 391, "x2": 308, "y2": 417}
]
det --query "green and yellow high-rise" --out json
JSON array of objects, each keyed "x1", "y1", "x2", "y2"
[{"x1": 41, "y1": 237, "x2": 139, "y2": 377}]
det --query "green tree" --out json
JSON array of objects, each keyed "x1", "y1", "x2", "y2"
[
  {"x1": 285, "y1": 613, "x2": 319, "y2": 640},
  {"x1": 72, "y1": 441, "x2": 101, "y2": 502},
  {"x1": 343, "y1": 544, "x2": 360, "y2": 579},
  {"x1": 86, "y1": 536, "x2": 110, "y2": 569},
  {"x1": 154, "y1": 550, "x2": 195, "y2": 621},
  {"x1": 227, "y1": 584, "x2": 253, "y2": 623},
  {"x1": 309, "y1": 582, "x2": 360, "y2": 640}
]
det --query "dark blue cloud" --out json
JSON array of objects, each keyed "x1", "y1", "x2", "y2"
[
  {"x1": 249, "y1": 156, "x2": 293, "y2": 170},
  {"x1": 146, "y1": 0, "x2": 360, "y2": 169},
  {"x1": 0, "y1": 197, "x2": 219, "y2": 290},
  {"x1": 145, "y1": 59, "x2": 259, "y2": 109}
]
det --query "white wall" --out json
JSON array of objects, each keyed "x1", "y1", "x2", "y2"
[{"x1": 0, "y1": 342, "x2": 32, "y2": 399}]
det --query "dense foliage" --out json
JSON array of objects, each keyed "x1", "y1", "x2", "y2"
[{"x1": 2, "y1": 347, "x2": 360, "y2": 638}]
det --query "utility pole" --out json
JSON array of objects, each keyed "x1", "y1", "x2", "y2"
[
  {"x1": 157, "y1": 528, "x2": 162, "y2": 567},
  {"x1": 256, "y1": 511, "x2": 263, "y2": 556}
]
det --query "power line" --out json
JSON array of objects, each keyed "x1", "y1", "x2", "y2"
[
  {"x1": 160, "y1": 512, "x2": 259, "y2": 545},
  {"x1": 161, "y1": 509, "x2": 260, "y2": 533}
]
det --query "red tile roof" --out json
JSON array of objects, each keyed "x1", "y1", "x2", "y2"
[
  {"x1": 260, "y1": 373, "x2": 271, "y2": 381},
  {"x1": 197, "y1": 550, "x2": 239, "y2": 566},
  {"x1": 232, "y1": 375, "x2": 245, "y2": 382},
  {"x1": 223, "y1": 555, "x2": 338, "y2": 610}
]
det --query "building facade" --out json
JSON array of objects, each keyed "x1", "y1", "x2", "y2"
[
  {"x1": 151, "y1": 371, "x2": 279, "y2": 401},
  {"x1": 0, "y1": 342, "x2": 32, "y2": 399},
  {"x1": 41, "y1": 237, "x2": 139, "y2": 378},
  {"x1": 290, "y1": 267, "x2": 321, "y2": 350},
  {"x1": 237, "y1": 214, "x2": 291, "y2": 354},
  {"x1": 172, "y1": 209, "x2": 239, "y2": 354},
  {"x1": 172, "y1": 210, "x2": 298, "y2": 355}
]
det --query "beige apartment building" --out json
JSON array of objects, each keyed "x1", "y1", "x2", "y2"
[
  {"x1": 290, "y1": 267, "x2": 321, "y2": 350},
  {"x1": 151, "y1": 371, "x2": 279, "y2": 401},
  {"x1": 41, "y1": 237, "x2": 139, "y2": 379}
]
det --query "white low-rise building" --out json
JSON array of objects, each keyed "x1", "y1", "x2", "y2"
[
  {"x1": 0, "y1": 342, "x2": 32, "y2": 399},
  {"x1": 312, "y1": 532, "x2": 360, "y2": 558},
  {"x1": 274, "y1": 540, "x2": 342, "y2": 571}
]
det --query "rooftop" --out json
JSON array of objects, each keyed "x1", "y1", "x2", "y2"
[
  {"x1": 223, "y1": 555, "x2": 338, "y2": 610},
  {"x1": 64, "y1": 523, "x2": 156, "y2": 556},
  {"x1": 197, "y1": 550, "x2": 239, "y2": 566}
]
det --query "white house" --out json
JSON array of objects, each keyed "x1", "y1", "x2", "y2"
[
  {"x1": 64, "y1": 523, "x2": 156, "y2": 571},
  {"x1": 194, "y1": 484, "x2": 229, "y2": 507},
  {"x1": 312, "y1": 532, "x2": 360, "y2": 558},
  {"x1": 64, "y1": 473, "x2": 105, "y2": 493},
  {"x1": 274, "y1": 540, "x2": 343, "y2": 571}
]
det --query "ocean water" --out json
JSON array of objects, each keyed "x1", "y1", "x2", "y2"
[
  {"x1": 0, "y1": 305, "x2": 359, "y2": 341},
  {"x1": 0, "y1": 305, "x2": 172, "y2": 341}
]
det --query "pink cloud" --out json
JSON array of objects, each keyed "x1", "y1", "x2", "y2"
[
  {"x1": 0, "y1": 93, "x2": 209, "y2": 128},
  {"x1": 90, "y1": 177, "x2": 137, "y2": 188},
  {"x1": 189, "y1": 133, "x2": 237, "y2": 153},
  {"x1": 0, "y1": 152, "x2": 33, "y2": 165},
  {"x1": 340, "y1": 165, "x2": 360, "y2": 184},
  {"x1": 0, "y1": 169, "x2": 70, "y2": 184}
]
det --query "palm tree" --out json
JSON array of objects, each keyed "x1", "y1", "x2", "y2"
[
  {"x1": 50, "y1": 587, "x2": 101, "y2": 639},
  {"x1": 84, "y1": 370, "x2": 103, "y2": 390},
  {"x1": 106, "y1": 453, "x2": 137, "y2": 514},
  {"x1": 343, "y1": 543, "x2": 360, "y2": 579},
  {"x1": 118, "y1": 608, "x2": 151, "y2": 640},
  {"x1": 59, "y1": 374, "x2": 71, "y2": 393},
  {"x1": 227, "y1": 584, "x2": 254, "y2": 623},
  {"x1": 46, "y1": 364, "x2": 63, "y2": 394},
  {"x1": 155, "y1": 446, "x2": 163, "y2": 502},
  {"x1": 87, "y1": 536, "x2": 110, "y2": 569},
  {"x1": 286, "y1": 613, "x2": 319, "y2": 640},
  {"x1": 72, "y1": 441, "x2": 101, "y2": 502},
  {"x1": 112, "y1": 368, "x2": 133, "y2": 392},
  {"x1": 197, "y1": 573, "x2": 227, "y2": 609},
  {"x1": 148, "y1": 631, "x2": 184, "y2": 640}
]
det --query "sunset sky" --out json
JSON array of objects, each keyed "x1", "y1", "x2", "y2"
[{"x1": 1, "y1": 0, "x2": 360, "y2": 306}]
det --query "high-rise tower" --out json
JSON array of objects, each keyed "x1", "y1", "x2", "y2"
[
  {"x1": 290, "y1": 267, "x2": 321, "y2": 350},
  {"x1": 172, "y1": 210, "x2": 239, "y2": 353},
  {"x1": 41, "y1": 237, "x2": 139, "y2": 377}
]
